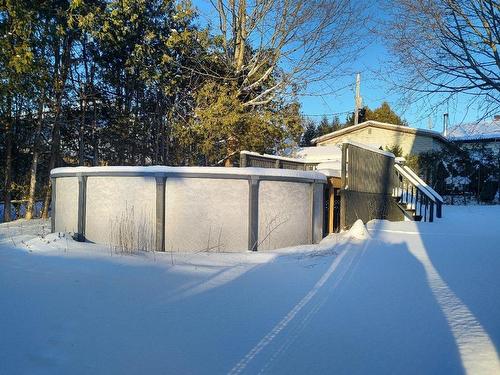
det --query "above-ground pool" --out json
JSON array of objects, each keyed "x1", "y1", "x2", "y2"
[{"x1": 50, "y1": 166, "x2": 326, "y2": 252}]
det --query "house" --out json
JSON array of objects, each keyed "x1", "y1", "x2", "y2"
[
  {"x1": 311, "y1": 120, "x2": 450, "y2": 156},
  {"x1": 240, "y1": 140, "x2": 443, "y2": 234},
  {"x1": 447, "y1": 117, "x2": 500, "y2": 154}
]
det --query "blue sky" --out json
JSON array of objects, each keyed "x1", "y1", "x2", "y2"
[
  {"x1": 299, "y1": 41, "x2": 483, "y2": 131},
  {"x1": 192, "y1": 1, "x2": 485, "y2": 131}
]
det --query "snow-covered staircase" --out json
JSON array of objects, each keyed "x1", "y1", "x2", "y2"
[{"x1": 392, "y1": 164, "x2": 443, "y2": 222}]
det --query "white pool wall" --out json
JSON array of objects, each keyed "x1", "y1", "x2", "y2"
[
  {"x1": 51, "y1": 166, "x2": 326, "y2": 252},
  {"x1": 164, "y1": 177, "x2": 249, "y2": 252},
  {"x1": 54, "y1": 177, "x2": 78, "y2": 234}
]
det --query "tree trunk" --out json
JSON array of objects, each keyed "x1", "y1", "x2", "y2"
[
  {"x1": 26, "y1": 94, "x2": 45, "y2": 220},
  {"x1": 92, "y1": 99, "x2": 98, "y2": 166},
  {"x1": 41, "y1": 36, "x2": 72, "y2": 219},
  {"x1": 162, "y1": 119, "x2": 168, "y2": 166},
  {"x1": 153, "y1": 101, "x2": 160, "y2": 165},
  {"x1": 224, "y1": 136, "x2": 237, "y2": 167},
  {"x1": 41, "y1": 83, "x2": 66, "y2": 218},
  {"x1": 41, "y1": 111, "x2": 62, "y2": 219},
  {"x1": 3, "y1": 106, "x2": 13, "y2": 222},
  {"x1": 234, "y1": 0, "x2": 246, "y2": 71},
  {"x1": 79, "y1": 96, "x2": 86, "y2": 165}
]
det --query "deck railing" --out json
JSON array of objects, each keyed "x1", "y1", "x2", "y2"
[
  {"x1": 393, "y1": 164, "x2": 442, "y2": 222},
  {"x1": 240, "y1": 151, "x2": 318, "y2": 171},
  {"x1": 402, "y1": 165, "x2": 443, "y2": 218}
]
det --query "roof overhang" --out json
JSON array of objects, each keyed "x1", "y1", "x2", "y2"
[
  {"x1": 450, "y1": 136, "x2": 500, "y2": 143},
  {"x1": 311, "y1": 120, "x2": 449, "y2": 145}
]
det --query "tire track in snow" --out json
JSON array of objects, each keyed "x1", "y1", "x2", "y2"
[
  {"x1": 228, "y1": 244, "x2": 356, "y2": 375},
  {"x1": 256, "y1": 243, "x2": 369, "y2": 375}
]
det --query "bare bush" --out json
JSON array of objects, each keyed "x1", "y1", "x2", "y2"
[
  {"x1": 205, "y1": 225, "x2": 224, "y2": 253},
  {"x1": 108, "y1": 203, "x2": 155, "y2": 255},
  {"x1": 257, "y1": 212, "x2": 290, "y2": 250}
]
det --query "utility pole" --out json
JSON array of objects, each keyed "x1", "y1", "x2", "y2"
[
  {"x1": 443, "y1": 113, "x2": 449, "y2": 137},
  {"x1": 354, "y1": 73, "x2": 362, "y2": 125}
]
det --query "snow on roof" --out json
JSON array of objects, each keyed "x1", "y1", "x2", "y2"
[
  {"x1": 315, "y1": 162, "x2": 341, "y2": 177},
  {"x1": 343, "y1": 140, "x2": 395, "y2": 158},
  {"x1": 240, "y1": 150, "x2": 309, "y2": 163},
  {"x1": 295, "y1": 145, "x2": 342, "y2": 163},
  {"x1": 447, "y1": 119, "x2": 500, "y2": 142},
  {"x1": 240, "y1": 149, "x2": 342, "y2": 177}
]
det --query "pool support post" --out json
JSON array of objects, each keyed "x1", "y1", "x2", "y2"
[
  {"x1": 248, "y1": 176, "x2": 260, "y2": 251},
  {"x1": 155, "y1": 175, "x2": 166, "y2": 252},
  {"x1": 50, "y1": 177, "x2": 56, "y2": 233},
  {"x1": 75, "y1": 174, "x2": 87, "y2": 242}
]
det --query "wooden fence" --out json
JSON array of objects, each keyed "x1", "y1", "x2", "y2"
[
  {"x1": 240, "y1": 152, "x2": 318, "y2": 171},
  {"x1": 340, "y1": 142, "x2": 403, "y2": 229}
]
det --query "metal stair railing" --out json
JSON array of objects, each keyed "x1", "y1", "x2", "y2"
[
  {"x1": 402, "y1": 165, "x2": 443, "y2": 218},
  {"x1": 393, "y1": 164, "x2": 437, "y2": 222}
]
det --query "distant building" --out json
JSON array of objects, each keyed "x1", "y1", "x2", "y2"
[
  {"x1": 311, "y1": 120, "x2": 449, "y2": 156},
  {"x1": 447, "y1": 117, "x2": 500, "y2": 153}
]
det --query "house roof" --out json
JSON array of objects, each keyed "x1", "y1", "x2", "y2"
[
  {"x1": 311, "y1": 120, "x2": 449, "y2": 145},
  {"x1": 295, "y1": 145, "x2": 342, "y2": 162},
  {"x1": 447, "y1": 119, "x2": 500, "y2": 142}
]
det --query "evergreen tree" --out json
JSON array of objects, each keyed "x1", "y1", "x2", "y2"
[
  {"x1": 300, "y1": 119, "x2": 318, "y2": 147},
  {"x1": 366, "y1": 102, "x2": 406, "y2": 125},
  {"x1": 181, "y1": 80, "x2": 303, "y2": 166},
  {"x1": 385, "y1": 144, "x2": 403, "y2": 157},
  {"x1": 0, "y1": 1, "x2": 40, "y2": 221},
  {"x1": 0, "y1": 1, "x2": 311, "y2": 220},
  {"x1": 345, "y1": 102, "x2": 405, "y2": 127},
  {"x1": 345, "y1": 107, "x2": 367, "y2": 127},
  {"x1": 317, "y1": 115, "x2": 332, "y2": 136},
  {"x1": 331, "y1": 116, "x2": 341, "y2": 131}
]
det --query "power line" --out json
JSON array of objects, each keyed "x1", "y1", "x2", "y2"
[{"x1": 301, "y1": 110, "x2": 352, "y2": 118}]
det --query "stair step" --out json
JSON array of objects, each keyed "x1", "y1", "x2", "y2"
[{"x1": 395, "y1": 203, "x2": 424, "y2": 222}]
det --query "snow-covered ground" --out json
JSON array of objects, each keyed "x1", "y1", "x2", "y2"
[{"x1": 1, "y1": 206, "x2": 499, "y2": 374}]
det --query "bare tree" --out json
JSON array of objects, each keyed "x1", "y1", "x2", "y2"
[
  {"x1": 41, "y1": 31, "x2": 74, "y2": 219},
  {"x1": 385, "y1": 0, "x2": 500, "y2": 119},
  {"x1": 208, "y1": 0, "x2": 366, "y2": 106},
  {"x1": 25, "y1": 92, "x2": 45, "y2": 220}
]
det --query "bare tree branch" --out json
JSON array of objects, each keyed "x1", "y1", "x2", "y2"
[
  {"x1": 384, "y1": 0, "x2": 500, "y2": 121},
  {"x1": 208, "y1": 0, "x2": 366, "y2": 105}
]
